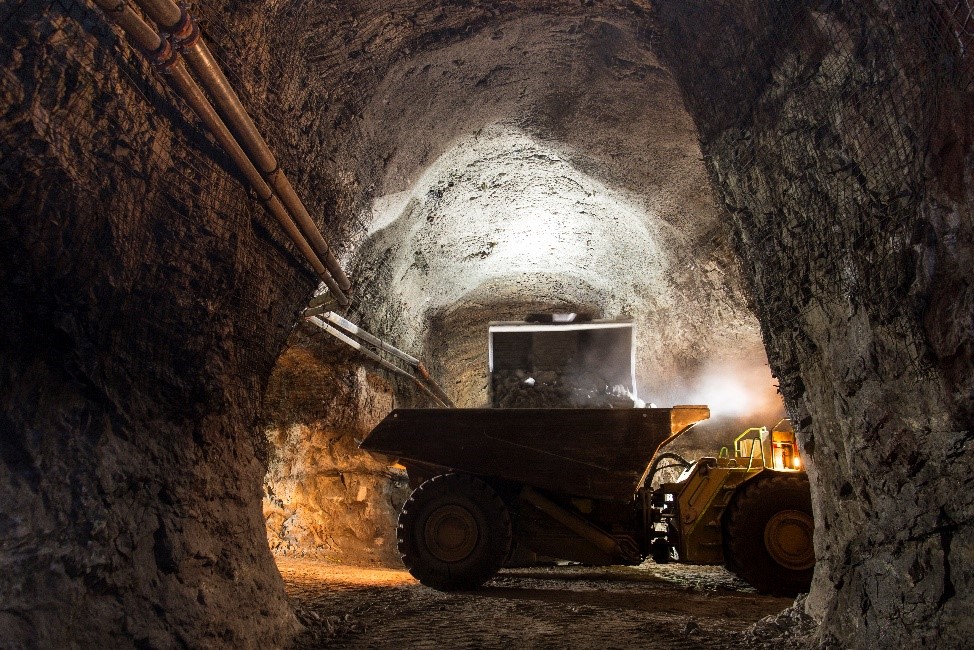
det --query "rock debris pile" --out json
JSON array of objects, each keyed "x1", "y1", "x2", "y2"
[{"x1": 492, "y1": 369, "x2": 640, "y2": 408}]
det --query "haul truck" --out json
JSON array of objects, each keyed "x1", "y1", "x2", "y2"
[{"x1": 358, "y1": 316, "x2": 814, "y2": 596}]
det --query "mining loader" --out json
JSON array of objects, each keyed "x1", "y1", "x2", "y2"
[
  {"x1": 647, "y1": 418, "x2": 814, "y2": 595},
  {"x1": 360, "y1": 409, "x2": 815, "y2": 597}
]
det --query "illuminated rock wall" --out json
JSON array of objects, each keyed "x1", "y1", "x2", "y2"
[
  {"x1": 2, "y1": 0, "x2": 971, "y2": 647},
  {"x1": 261, "y1": 335, "x2": 407, "y2": 567}
]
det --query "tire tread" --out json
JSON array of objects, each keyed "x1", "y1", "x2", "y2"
[
  {"x1": 397, "y1": 473, "x2": 511, "y2": 591},
  {"x1": 722, "y1": 471, "x2": 814, "y2": 596}
]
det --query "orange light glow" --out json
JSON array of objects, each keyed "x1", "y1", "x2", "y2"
[{"x1": 276, "y1": 558, "x2": 416, "y2": 588}]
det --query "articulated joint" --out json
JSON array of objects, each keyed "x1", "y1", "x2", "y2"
[{"x1": 168, "y1": 4, "x2": 200, "y2": 48}]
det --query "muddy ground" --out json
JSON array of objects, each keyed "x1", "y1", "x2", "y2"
[{"x1": 278, "y1": 558, "x2": 816, "y2": 649}]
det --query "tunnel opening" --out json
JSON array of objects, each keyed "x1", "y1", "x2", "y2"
[
  {"x1": 260, "y1": 2, "x2": 973, "y2": 646},
  {"x1": 344, "y1": 12, "x2": 778, "y2": 411},
  {"x1": 261, "y1": 9, "x2": 783, "y2": 567},
  {"x1": 259, "y1": 12, "x2": 799, "y2": 646}
]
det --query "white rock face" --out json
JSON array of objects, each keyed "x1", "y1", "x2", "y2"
[
  {"x1": 353, "y1": 123, "x2": 779, "y2": 425},
  {"x1": 345, "y1": 15, "x2": 780, "y2": 423},
  {"x1": 364, "y1": 124, "x2": 671, "y2": 339}
]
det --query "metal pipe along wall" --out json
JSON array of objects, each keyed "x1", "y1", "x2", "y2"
[
  {"x1": 135, "y1": 0, "x2": 352, "y2": 292},
  {"x1": 91, "y1": 0, "x2": 350, "y2": 304}
]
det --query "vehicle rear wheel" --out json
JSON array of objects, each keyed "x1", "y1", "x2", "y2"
[
  {"x1": 398, "y1": 473, "x2": 512, "y2": 591},
  {"x1": 722, "y1": 472, "x2": 814, "y2": 596}
]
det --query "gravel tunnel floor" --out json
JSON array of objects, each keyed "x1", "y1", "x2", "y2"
[{"x1": 278, "y1": 558, "x2": 801, "y2": 648}]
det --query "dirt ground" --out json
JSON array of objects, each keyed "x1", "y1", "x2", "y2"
[{"x1": 277, "y1": 558, "x2": 816, "y2": 649}]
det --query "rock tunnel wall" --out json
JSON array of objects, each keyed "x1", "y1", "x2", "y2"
[
  {"x1": 655, "y1": 0, "x2": 974, "y2": 646},
  {"x1": 260, "y1": 329, "x2": 407, "y2": 566},
  {"x1": 0, "y1": 0, "x2": 322, "y2": 646},
  {"x1": 1, "y1": 0, "x2": 972, "y2": 648},
  {"x1": 344, "y1": 12, "x2": 766, "y2": 413}
]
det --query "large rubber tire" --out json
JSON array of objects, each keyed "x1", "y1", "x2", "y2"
[
  {"x1": 722, "y1": 472, "x2": 815, "y2": 597},
  {"x1": 397, "y1": 473, "x2": 512, "y2": 591}
]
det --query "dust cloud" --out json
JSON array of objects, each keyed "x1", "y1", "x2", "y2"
[{"x1": 643, "y1": 357, "x2": 787, "y2": 450}]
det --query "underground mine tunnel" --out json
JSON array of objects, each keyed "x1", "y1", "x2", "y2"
[{"x1": 1, "y1": 0, "x2": 972, "y2": 648}]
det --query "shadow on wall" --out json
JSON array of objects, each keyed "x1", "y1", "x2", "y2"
[{"x1": 260, "y1": 333, "x2": 409, "y2": 567}]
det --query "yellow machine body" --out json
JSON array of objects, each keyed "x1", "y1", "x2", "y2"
[
  {"x1": 664, "y1": 459, "x2": 762, "y2": 563},
  {"x1": 733, "y1": 419, "x2": 804, "y2": 472},
  {"x1": 664, "y1": 419, "x2": 806, "y2": 564}
]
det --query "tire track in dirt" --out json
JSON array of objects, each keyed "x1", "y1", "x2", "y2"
[{"x1": 278, "y1": 559, "x2": 798, "y2": 648}]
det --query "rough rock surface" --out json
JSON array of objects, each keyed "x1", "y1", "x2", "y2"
[
  {"x1": 1, "y1": 0, "x2": 972, "y2": 647},
  {"x1": 654, "y1": 1, "x2": 974, "y2": 647},
  {"x1": 279, "y1": 558, "x2": 797, "y2": 649},
  {"x1": 491, "y1": 370, "x2": 638, "y2": 409},
  {"x1": 0, "y1": 1, "x2": 311, "y2": 646},
  {"x1": 261, "y1": 331, "x2": 408, "y2": 567},
  {"x1": 346, "y1": 15, "x2": 769, "y2": 411}
]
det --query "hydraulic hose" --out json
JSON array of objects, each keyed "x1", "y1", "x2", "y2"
[{"x1": 645, "y1": 451, "x2": 692, "y2": 488}]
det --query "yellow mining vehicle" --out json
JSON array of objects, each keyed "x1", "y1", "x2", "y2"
[
  {"x1": 648, "y1": 419, "x2": 814, "y2": 595},
  {"x1": 362, "y1": 408, "x2": 815, "y2": 596},
  {"x1": 357, "y1": 308, "x2": 813, "y2": 596}
]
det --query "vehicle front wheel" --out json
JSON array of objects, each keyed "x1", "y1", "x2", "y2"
[
  {"x1": 722, "y1": 472, "x2": 815, "y2": 596},
  {"x1": 398, "y1": 473, "x2": 512, "y2": 591}
]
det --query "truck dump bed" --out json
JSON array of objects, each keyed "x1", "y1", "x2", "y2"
[{"x1": 360, "y1": 406, "x2": 708, "y2": 500}]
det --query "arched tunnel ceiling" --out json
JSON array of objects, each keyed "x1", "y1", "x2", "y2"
[{"x1": 342, "y1": 14, "x2": 778, "y2": 417}]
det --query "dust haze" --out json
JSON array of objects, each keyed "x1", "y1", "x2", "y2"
[{"x1": 642, "y1": 357, "x2": 787, "y2": 450}]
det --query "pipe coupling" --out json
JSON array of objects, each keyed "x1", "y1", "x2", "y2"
[
  {"x1": 100, "y1": 0, "x2": 128, "y2": 19},
  {"x1": 143, "y1": 38, "x2": 177, "y2": 69},
  {"x1": 266, "y1": 165, "x2": 284, "y2": 183},
  {"x1": 169, "y1": 5, "x2": 200, "y2": 48}
]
